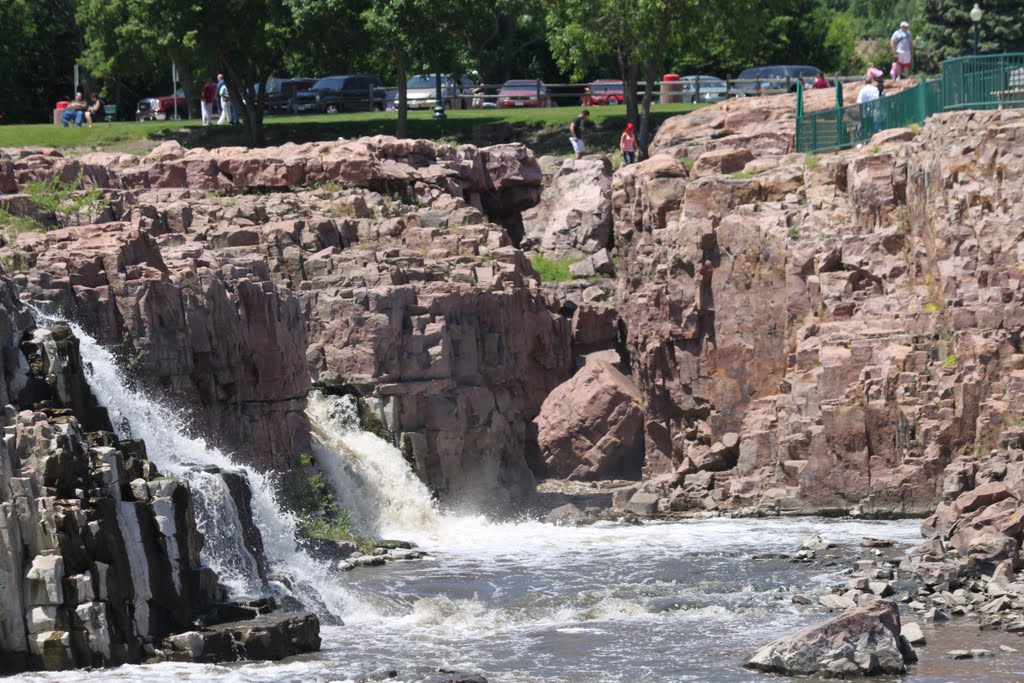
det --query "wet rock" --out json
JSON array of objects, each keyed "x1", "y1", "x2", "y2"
[
  {"x1": 901, "y1": 622, "x2": 926, "y2": 645},
  {"x1": 625, "y1": 491, "x2": 660, "y2": 516},
  {"x1": 159, "y1": 612, "x2": 320, "y2": 663},
  {"x1": 747, "y1": 599, "x2": 915, "y2": 676},
  {"x1": 545, "y1": 503, "x2": 594, "y2": 527},
  {"x1": 800, "y1": 534, "x2": 835, "y2": 551}
]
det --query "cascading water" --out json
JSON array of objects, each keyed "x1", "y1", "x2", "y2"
[
  {"x1": 58, "y1": 319, "x2": 358, "y2": 619},
  {"x1": 306, "y1": 390, "x2": 442, "y2": 538}
]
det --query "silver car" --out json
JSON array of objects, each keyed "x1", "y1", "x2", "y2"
[
  {"x1": 405, "y1": 74, "x2": 475, "y2": 110},
  {"x1": 678, "y1": 75, "x2": 745, "y2": 103}
]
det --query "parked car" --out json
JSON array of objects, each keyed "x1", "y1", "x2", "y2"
[
  {"x1": 292, "y1": 75, "x2": 387, "y2": 114},
  {"x1": 580, "y1": 79, "x2": 625, "y2": 106},
  {"x1": 497, "y1": 79, "x2": 551, "y2": 108},
  {"x1": 678, "y1": 75, "x2": 745, "y2": 103},
  {"x1": 405, "y1": 74, "x2": 475, "y2": 110},
  {"x1": 734, "y1": 65, "x2": 821, "y2": 95},
  {"x1": 135, "y1": 95, "x2": 189, "y2": 121},
  {"x1": 264, "y1": 77, "x2": 317, "y2": 114}
]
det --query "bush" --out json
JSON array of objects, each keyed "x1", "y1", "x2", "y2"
[
  {"x1": 24, "y1": 169, "x2": 106, "y2": 229},
  {"x1": 277, "y1": 453, "x2": 373, "y2": 552}
]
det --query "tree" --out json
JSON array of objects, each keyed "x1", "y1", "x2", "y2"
[
  {"x1": 362, "y1": 0, "x2": 472, "y2": 138},
  {"x1": 462, "y1": 0, "x2": 559, "y2": 84},
  {"x1": 918, "y1": 0, "x2": 1024, "y2": 68},
  {"x1": 545, "y1": 0, "x2": 714, "y2": 156},
  {"x1": 77, "y1": 0, "x2": 202, "y2": 118},
  {"x1": 1, "y1": 0, "x2": 81, "y2": 123}
]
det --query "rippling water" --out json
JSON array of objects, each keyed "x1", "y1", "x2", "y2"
[{"x1": 29, "y1": 515, "x2": 1024, "y2": 683}]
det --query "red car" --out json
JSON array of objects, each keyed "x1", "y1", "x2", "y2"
[
  {"x1": 135, "y1": 95, "x2": 189, "y2": 121},
  {"x1": 497, "y1": 79, "x2": 551, "y2": 108},
  {"x1": 581, "y1": 79, "x2": 625, "y2": 106}
]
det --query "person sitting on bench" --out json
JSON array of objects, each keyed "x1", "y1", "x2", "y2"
[
  {"x1": 61, "y1": 92, "x2": 88, "y2": 127},
  {"x1": 84, "y1": 93, "x2": 104, "y2": 127}
]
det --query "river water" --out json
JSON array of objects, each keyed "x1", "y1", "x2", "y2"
[{"x1": 27, "y1": 326, "x2": 1024, "y2": 682}]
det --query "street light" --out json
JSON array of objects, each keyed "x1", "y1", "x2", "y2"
[{"x1": 970, "y1": 3, "x2": 984, "y2": 55}]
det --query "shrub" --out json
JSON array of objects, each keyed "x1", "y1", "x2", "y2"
[
  {"x1": 24, "y1": 169, "x2": 106, "y2": 229},
  {"x1": 277, "y1": 453, "x2": 373, "y2": 552}
]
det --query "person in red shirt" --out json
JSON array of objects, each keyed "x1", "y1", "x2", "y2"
[
  {"x1": 201, "y1": 79, "x2": 216, "y2": 126},
  {"x1": 813, "y1": 72, "x2": 829, "y2": 89}
]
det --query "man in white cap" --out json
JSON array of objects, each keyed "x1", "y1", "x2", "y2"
[{"x1": 891, "y1": 21, "x2": 913, "y2": 80}]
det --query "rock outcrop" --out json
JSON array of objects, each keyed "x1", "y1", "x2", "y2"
[
  {"x1": 0, "y1": 273, "x2": 319, "y2": 672},
  {"x1": 521, "y1": 157, "x2": 613, "y2": 258},
  {"x1": 747, "y1": 599, "x2": 916, "y2": 677},
  {"x1": 1, "y1": 136, "x2": 566, "y2": 513},
  {"x1": 534, "y1": 359, "x2": 644, "y2": 480},
  {"x1": 601, "y1": 108, "x2": 1024, "y2": 518}
]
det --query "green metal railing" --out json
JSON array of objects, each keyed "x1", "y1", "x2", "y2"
[{"x1": 795, "y1": 53, "x2": 1024, "y2": 153}]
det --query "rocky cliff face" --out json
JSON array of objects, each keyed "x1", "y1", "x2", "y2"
[
  {"x1": 602, "y1": 109, "x2": 1024, "y2": 517},
  {"x1": 0, "y1": 271, "x2": 319, "y2": 672},
  {"x1": 1, "y1": 137, "x2": 570, "y2": 513}
]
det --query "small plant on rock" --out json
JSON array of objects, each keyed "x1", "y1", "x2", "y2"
[
  {"x1": 278, "y1": 453, "x2": 373, "y2": 552},
  {"x1": 804, "y1": 154, "x2": 820, "y2": 170},
  {"x1": 943, "y1": 352, "x2": 957, "y2": 368},
  {"x1": 24, "y1": 169, "x2": 106, "y2": 229},
  {"x1": 730, "y1": 171, "x2": 753, "y2": 180}
]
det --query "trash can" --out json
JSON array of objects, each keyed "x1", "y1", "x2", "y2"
[
  {"x1": 660, "y1": 74, "x2": 682, "y2": 104},
  {"x1": 53, "y1": 101, "x2": 70, "y2": 126}
]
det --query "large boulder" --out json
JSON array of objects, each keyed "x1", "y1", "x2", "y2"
[
  {"x1": 534, "y1": 360, "x2": 644, "y2": 480},
  {"x1": 521, "y1": 157, "x2": 613, "y2": 259},
  {"x1": 746, "y1": 599, "x2": 915, "y2": 677}
]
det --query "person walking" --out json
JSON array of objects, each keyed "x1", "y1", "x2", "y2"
[
  {"x1": 216, "y1": 74, "x2": 230, "y2": 125},
  {"x1": 569, "y1": 109, "x2": 589, "y2": 159},
  {"x1": 890, "y1": 21, "x2": 913, "y2": 80},
  {"x1": 201, "y1": 79, "x2": 216, "y2": 125},
  {"x1": 619, "y1": 122, "x2": 636, "y2": 165}
]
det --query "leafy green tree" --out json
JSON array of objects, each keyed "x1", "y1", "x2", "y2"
[
  {"x1": 462, "y1": 0, "x2": 559, "y2": 84},
  {"x1": 824, "y1": 14, "x2": 863, "y2": 73},
  {"x1": 1, "y1": 0, "x2": 81, "y2": 123},
  {"x1": 77, "y1": 0, "x2": 203, "y2": 117},
  {"x1": 545, "y1": 0, "x2": 727, "y2": 155},
  {"x1": 362, "y1": 0, "x2": 473, "y2": 137}
]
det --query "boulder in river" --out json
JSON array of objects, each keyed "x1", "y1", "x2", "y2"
[{"x1": 746, "y1": 598, "x2": 916, "y2": 677}]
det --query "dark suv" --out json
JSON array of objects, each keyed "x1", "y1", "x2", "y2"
[
  {"x1": 265, "y1": 78, "x2": 317, "y2": 114},
  {"x1": 293, "y1": 75, "x2": 387, "y2": 113}
]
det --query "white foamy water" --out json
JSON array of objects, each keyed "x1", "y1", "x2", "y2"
[
  {"x1": 307, "y1": 391, "x2": 441, "y2": 538},
  {"x1": 63, "y1": 320, "x2": 359, "y2": 618}
]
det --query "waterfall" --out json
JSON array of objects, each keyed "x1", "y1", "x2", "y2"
[
  {"x1": 60, "y1": 320, "x2": 357, "y2": 620},
  {"x1": 306, "y1": 391, "x2": 441, "y2": 539}
]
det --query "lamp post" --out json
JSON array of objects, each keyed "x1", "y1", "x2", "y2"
[
  {"x1": 970, "y1": 3, "x2": 984, "y2": 55},
  {"x1": 433, "y1": 71, "x2": 446, "y2": 120}
]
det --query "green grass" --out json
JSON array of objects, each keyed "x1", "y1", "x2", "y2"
[
  {"x1": 0, "y1": 103, "x2": 703, "y2": 155},
  {"x1": 730, "y1": 171, "x2": 753, "y2": 180},
  {"x1": 529, "y1": 253, "x2": 583, "y2": 282}
]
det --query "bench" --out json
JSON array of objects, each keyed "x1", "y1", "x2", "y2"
[{"x1": 103, "y1": 104, "x2": 117, "y2": 123}]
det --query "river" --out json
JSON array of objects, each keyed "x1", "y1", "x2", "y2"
[{"x1": 24, "y1": 326, "x2": 1024, "y2": 683}]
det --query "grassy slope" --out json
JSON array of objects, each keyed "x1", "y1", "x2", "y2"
[{"x1": 0, "y1": 104, "x2": 701, "y2": 157}]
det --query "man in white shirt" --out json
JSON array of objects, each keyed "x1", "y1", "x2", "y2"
[
  {"x1": 857, "y1": 77, "x2": 883, "y2": 141},
  {"x1": 891, "y1": 21, "x2": 913, "y2": 80}
]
